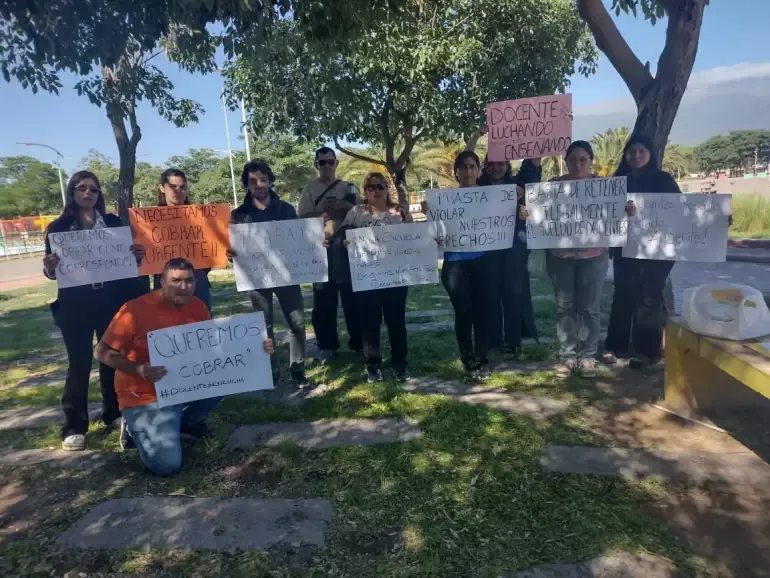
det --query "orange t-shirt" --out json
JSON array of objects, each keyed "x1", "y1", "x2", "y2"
[{"x1": 102, "y1": 290, "x2": 211, "y2": 410}]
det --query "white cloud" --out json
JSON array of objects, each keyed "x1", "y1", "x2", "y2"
[
  {"x1": 688, "y1": 61, "x2": 770, "y2": 90},
  {"x1": 575, "y1": 61, "x2": 770, "y2": 117}
]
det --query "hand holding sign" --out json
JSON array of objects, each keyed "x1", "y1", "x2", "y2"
[
  {"x1": 43, "y1": 253, "x2": 60, "y2": 278},
  {"x1": 137, "y1": 364, "x2": 167, "y2": 383}
]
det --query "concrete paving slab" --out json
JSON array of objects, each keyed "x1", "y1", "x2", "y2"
[
  {"x1": 0, "y1": 449, "x2": 118, "y2": 469},
  {"x1": 0, "y1": 404, "x2": 100, "y2": 431},
  {"x1": 541, "y1": 445, "x2": 770, "y2": 486},
  {"x1": 403, "y1": 376, "x2": 568, "y2": 419},
  {"x1": 511, "y1": 552, "x2": 678, "y2": 577},
  {"x1": 56, "y1": 497, "x2": 334, "y2": 552},
  {"x1": 227, "y1": 418, "x2": 422, "y2": 450}
]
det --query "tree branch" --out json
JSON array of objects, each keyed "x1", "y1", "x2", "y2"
[
  {"x1": 576, "y1": 0, "x2": 654, "y2": 103},
  {"x1": 333, "y1": 140, "x2": 386, "y2": 166}
]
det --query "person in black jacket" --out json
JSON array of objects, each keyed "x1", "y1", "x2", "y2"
[
  {"x1": 229, "y1": 160, "x2": 313, "y2": 389},
  {"x1": 602, "y1": 135, "x2": 680, "y2": 371},
  {"x1": 477, "y1": 155, "x2": 542, "y2": 355},
  {"x1": 43, "y1": 171, "x2": 147, "y2": 451}
]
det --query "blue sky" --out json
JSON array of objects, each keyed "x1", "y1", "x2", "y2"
[{"x1": 1, "y1": 0, "x2": 768, "y2": 172}]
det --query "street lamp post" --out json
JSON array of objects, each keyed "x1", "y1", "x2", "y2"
[
  {"x1": 220, "y1": 96, "x2": 239, "y2": 207},
  {"x1": 16, "y1": 141, "x2": 66, "y2": 207},
  {"x1": 241, "y1": 99, "x2": 252, "y2": 161}
]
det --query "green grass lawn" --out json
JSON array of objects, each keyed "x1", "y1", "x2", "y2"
[
  {"x1": 730, "y1": 194, "x2": 770, "y2": 239},
  {"x1": 0, "y1": 271, "x2": 713, "y2": 577}
]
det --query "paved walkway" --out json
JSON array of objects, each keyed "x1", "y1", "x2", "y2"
[
  {"x1": 540, "y1": 445, "x2": 770, "y2": 487},
  {"x1": 227, "y1": 418, "x2": 421, "y2": 450},
  {"x1": 56, "y1": 497, "x2": 334, "y2": 552}
]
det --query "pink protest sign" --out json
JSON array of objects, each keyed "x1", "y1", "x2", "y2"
[{"x1": 486, "y1": 94, "x2": 572, "y2": 162}]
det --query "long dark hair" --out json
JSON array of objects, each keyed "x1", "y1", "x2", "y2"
[
  {"x1": 62, "y1": 171, "x2": 106, "y2": 218},
  {"x1": 478, "y1": 154, "x2": 513, "y2": 185},
  {"x1": 614, "y1": 134, "x2": 659, "y2": 177},
  {"x1": 157, "y1": 168, "x2": 190, "y2": 206}
]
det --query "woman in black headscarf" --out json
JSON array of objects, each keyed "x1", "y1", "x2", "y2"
[{"x1": 602, "y1": 135, "x2": 680, "y2": 371}]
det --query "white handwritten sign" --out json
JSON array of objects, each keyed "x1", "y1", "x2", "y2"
[
  {"x1": 426, "y1": 185, "x2": 518, "y2": 252},
  {"x1": 148, "y1": 312, "x2": 274, "y2": 408},
  {"x1": 346, "y1": 222, "x2": 440, "y2": 292},
  {"x1": 623, "y1": 193, "x2": 731, "y2": 261},
  {"x1": 230, "y1": 218, "x2": 328, "y2": 291},
  {"x1": 48, "y1": 226, "x2": 138, "y2": 288},
  {"x1": 525, "y1": 177, "x2": 629, "y2": 250}
]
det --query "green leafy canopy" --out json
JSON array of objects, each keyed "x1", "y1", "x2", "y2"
[{"x1": 225, "y1": 0, "x2": 597, "y2": 173}]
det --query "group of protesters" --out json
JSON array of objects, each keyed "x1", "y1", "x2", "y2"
[{"x1": 42, "y1": 130, "x2": 686, "y2": 475}]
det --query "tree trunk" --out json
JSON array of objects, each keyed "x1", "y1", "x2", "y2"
[
  {"x1": 117, "y1": 144, "x2": 138, "y2": 222},
  {"x1": 105, "y1": 86, "x2": 142, "y2": 223},
  {"x1": 578, "y1": 0, "x2": 706, "y2": 166}
]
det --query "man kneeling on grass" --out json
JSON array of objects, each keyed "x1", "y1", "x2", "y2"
[{"x1": 94, "y1": 257, "x2": 274, "y2": 475}]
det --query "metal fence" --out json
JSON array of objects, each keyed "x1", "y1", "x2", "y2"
[{"x1": 0, "y1": 232, "x2": 46, "y2": 257}]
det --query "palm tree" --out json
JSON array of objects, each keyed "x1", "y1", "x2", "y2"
[
  {"x1": 408, "y1": 140, "x2": 464, "y2": 189},
  {"x1": 540, "y1": 156, "x2": 563, "y2": 180},
  {"x1": 337, "y1": 146, "x2": 387, "y2": 187},
  {"x1": 591, "y1": 127, "x2": 631, "y2": 176}
]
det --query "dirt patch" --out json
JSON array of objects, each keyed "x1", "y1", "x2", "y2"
[
  {"x1": 580, "y1": 400, "x2": 753, "y2": 455},
  {"x1": 0, "y1": 473, "x2": 83, "y2": 544},
  {"x1": 650, "y1": 485, "x2": 770, "y2": 578},
  {"x1": 219, "y1": 452, "x2": 284, "y2": 489}
]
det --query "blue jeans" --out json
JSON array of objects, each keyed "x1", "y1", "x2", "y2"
[
  {"x1": 121, "y1": 397, "x2": 221, "y2": 476},
  {"x1": 546, "y1": 252, "x2": 609, "y2": 361}
]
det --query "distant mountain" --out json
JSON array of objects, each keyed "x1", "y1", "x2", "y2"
[{"x1": 573, "y1": 75, "x2": 770, "y2": 145}]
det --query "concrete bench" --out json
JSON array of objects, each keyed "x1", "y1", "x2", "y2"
[{"x1": 664, "y1": 317, "x2": 770, "y2": 416}]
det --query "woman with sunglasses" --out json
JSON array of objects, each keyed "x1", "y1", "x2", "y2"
[
  {"x1": 43, "y1": 171, "x2": 146, "y2": 451},
  {"x1": 151, "y1": 168, "x2": 212, "y2": 311},
  {"x1": 340, "y1": 172, "x2": 413, "y2": 382}
]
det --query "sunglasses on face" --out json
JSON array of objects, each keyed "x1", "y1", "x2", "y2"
[
  {"x1": 366, "y1": 183, "x2": 387, "y2": 192},
  {"x1": 75, "y1": 185, "x2": 101, "y2": 194},
  {"x1": 316, "y1": 159, "x2": 336, "y2": 167}
]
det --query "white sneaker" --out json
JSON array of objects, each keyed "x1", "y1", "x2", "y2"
[{"x1": 62, "y1": 434, "x2": 86, "y2": 451}]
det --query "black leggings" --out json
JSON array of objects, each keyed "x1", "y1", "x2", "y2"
[
  {"x1": 357, "y1": 287, "x2": 408, "y2": 367},
  {"x1": 604, "y1": 256, "x2": 674, "y2": 360},
  {"x1": 441, "y1": 252, "x2": 500, "y2": 366},
  {"x1": 54, "y1": 294, "x2": 122, "y2": 438}
]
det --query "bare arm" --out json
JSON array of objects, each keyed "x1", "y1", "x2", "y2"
[
  {"x1": 465, "y1": 123, "x2": 488, "y2": 152},
  {"x1": 94, "y1": 341, "x2": 138, "y2": 373},
  {"x1": 94, "y1": 341, "x2": 166, "y2": 382}
]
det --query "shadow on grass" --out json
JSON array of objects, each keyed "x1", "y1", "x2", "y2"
[{"x1": 0, "y1": 398, "x2": 715, "y2": 577}]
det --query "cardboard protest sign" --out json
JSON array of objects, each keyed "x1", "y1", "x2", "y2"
[
  {"x1": 525, "y1": 177, "x2": 628, "y2": 249},
  {"x1": 623, "y1": 193, "x2": 731, "y2": 262},
  {"x1": 346, "y1": 222, "x2": 440, "y2": 292},
  {"x1": 129, "y1": 204, "x2": 230, "y2": 275},
  {"x1": 148, "y1": 311, "x2": 273, "y2": 408},
  {"x1": 48, "y1": 226, "x2": 138, "y2": 288},
  {"x1": 486, "y1": 94, "x2": 572, "y2": 162},
  {"x1": 230, "y1": 218, "x2": 328, "y2": 291},
  {"x1": 426, "y1": 185, "x2": 519, "y2": 252}
]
